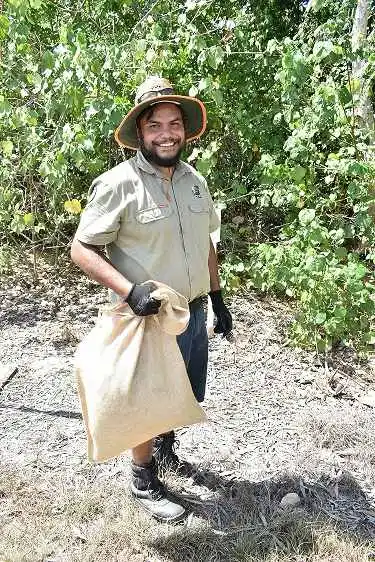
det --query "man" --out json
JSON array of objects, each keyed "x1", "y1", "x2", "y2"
[{"x1": 71, "y1": 76, "x2": 232, "y2": 522}]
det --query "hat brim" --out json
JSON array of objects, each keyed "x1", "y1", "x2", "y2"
[{"x1": 114, "y1": 95, "x2": 207, "y2": 150}]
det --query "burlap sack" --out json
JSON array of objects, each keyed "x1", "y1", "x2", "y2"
[{"x1": 75, "y1": 282, "x2": 206, "y2": 462}]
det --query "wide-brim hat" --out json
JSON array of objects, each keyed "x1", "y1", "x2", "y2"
[{"x1": 115, "y1": 76, "x2": 207, "y2": 150}]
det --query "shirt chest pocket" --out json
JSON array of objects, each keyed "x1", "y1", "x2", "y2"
[
  {"x1": 188, "y1": 199, "x2": 210, "y2": 241},
  {"x1": 135, "y1": 205, "x2": 173, "y2": 224},
  {"x1": 188, "y1": 200, "x2": 210, "y2": 214}
]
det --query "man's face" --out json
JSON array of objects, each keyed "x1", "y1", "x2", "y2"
[{"x1": 138, "y1": 103, "x2": 186, "y2": 167}]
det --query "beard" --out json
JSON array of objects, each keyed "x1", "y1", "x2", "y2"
[{"x1": 139, "y1": 137, "x2": 184, "y2": 168}]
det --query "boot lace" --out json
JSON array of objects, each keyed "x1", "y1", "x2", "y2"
[
  {"x1": 148, "y1": 473, "x2": 166, "y2": 501},
  {"x1": 156, "y1": 432, "x2": 180, "y2": 466}
]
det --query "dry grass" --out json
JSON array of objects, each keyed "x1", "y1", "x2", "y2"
[
  {"x1": 306, "y1": 413, "x2": 375, "y2": 453},
  {"x1": 304, "y1": 409, "x2": 375, "y2": 477},
  {"x1": 1, "y1": 464, "x2": 374, "y2": 562}
]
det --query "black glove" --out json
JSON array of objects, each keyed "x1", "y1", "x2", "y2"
[
  {"x1": 209, "y1": 289, "x2": 233, "y2": 337},
  {"x1": 125, "y1": 282, "x2": 161, "y2": 316}
]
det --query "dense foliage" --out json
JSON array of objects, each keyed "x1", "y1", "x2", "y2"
[{"x1": 1, "y1": 0, "x2": 374, "y2": 350}]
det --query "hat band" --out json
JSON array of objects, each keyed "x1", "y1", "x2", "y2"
[{"x1": 137, "y1": 88, "x2": 175, "y2": 103}]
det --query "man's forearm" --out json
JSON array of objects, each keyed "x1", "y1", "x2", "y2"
[
  {"x1": 208, "y1": 238, "x2": 221, "y2": 292},
  {"x1": 70, "y1": 238, "x2": 133, "y2": 299}
]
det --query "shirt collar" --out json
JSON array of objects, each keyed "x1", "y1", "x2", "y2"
[{"x1": 135, "y1": 150, "x2": 190, "y2": 181}]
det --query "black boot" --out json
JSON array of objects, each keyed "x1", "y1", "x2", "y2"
[
  {"x1": 154, "y1": 431, "x2": 192, "y2": 476},
  {"x1": 130, "y1": 457, "x2": 185, "y2": 523}
]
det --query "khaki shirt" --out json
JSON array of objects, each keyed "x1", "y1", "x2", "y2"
[{"x1": 75, "y1": 151, "x2": 220, "y2": 301}]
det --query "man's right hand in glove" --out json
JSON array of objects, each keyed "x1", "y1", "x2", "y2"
[{"x1": 125, "y1": 282, "x2": 161, "y2": 316}]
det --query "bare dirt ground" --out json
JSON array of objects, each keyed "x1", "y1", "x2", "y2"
[{"x1": 1, "y1": 258, "x2": 375, "y2": 562}]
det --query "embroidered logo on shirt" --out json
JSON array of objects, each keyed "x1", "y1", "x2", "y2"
[{"x1": 192, "y1": 185, "x2": 202, "y2": 198}]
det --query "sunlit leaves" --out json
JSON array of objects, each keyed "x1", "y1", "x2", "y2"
[
  {"x1": 298, "y1": 208, "x2": 315, "y2": 226},
  {"x1": 312, "y1": 40, "x2": 343, "y2": 61},
  {"x1": 0, "y1": 96, "x2": 11, "y2": 116},
  {"x1": 64, "y1": 199, "x2": 82, "y2": 214},
  {"x1": 1, "y1": 141, "x2": 14, "y2": 156},
  {"x1": 23, "y1": 212, "x2": 34, "y2": 225},
  {"x1": 0, "y1": 16, "x2": 10, "y2": 41},
  {"x1": 290, "y1": 166, "x2": 306, "y2": 183}
]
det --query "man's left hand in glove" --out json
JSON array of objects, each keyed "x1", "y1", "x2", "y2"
[{"x1": 209, "y1": 289, "x2": 233, "y2": 338}]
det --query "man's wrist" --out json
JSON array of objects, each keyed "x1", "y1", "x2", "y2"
[
  {"x1": 119, "y1": 282, "x2": 135, "y2": 302},
  {"x1": 209, "y1": 289, "x2": 222, "y2": 297}
]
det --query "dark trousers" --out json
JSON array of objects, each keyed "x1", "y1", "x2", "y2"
[{"x1": 176, "y1": 299, "x2": 208, "y2": 403}]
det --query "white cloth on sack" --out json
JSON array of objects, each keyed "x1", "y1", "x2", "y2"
[{"x1": 75, "y1": 281, "x2": 207, "y2": 462}]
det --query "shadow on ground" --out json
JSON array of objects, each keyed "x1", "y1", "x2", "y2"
[
  {"x1": 150, "y1": 468, "x2": 375, "y2": 562},
  {"x1": 0, "y1": 404, "x2": 82, "y2": 419},
  {"x1": 0, "y1": 293, "x2": 57, "y2": 328}
]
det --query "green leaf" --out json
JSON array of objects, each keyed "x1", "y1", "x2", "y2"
[
  {"x1": 352, "y1": 263, "x2": 367, "y2": 280},
  {"x1": 313, "y1": 40, "x2": 334, "y2": 59},
  {"x1": 198, "y1": 78, "x2": 209, "y2": 91},
  {"x1": 29, "y1": 0, "x2": 43, "y2": 8},
  {"x1": 290, "y1": 165, "x2": 306, "y2": 183},
  {"x1": 335, "y1": 247, "x2": 347, "y2": 260},
  {"x1": 334, "y1": 306, "x2": 346, "y2": 320},
  {"x1": 338, "y1": 85, "x2": 352, "y2": 105},
  {"x1": 62, "y1": 123, "x2": 74, "y2": 142},
  {"x1": 10, "y1": 214, "x2": 25, "y2": 234},
  {"x1": 348, "y1": 79, "x2": 360, "y2": 94},
  {"x1": 314, "y1": 312, "x2": 326, "y2": 325},
  {"x1": 0, "y1": 96, "x2": 11, "y2": 116},
  {"x1": 64, "y1": 199, "x2": 82, "y2": 214},
  {"x1": 207, "y1": 46, "x2": 225, "y2": 70},
  {"x1": 189, "y1": 85, "x2": 198, "y2": 97},
  {"x1": 23, "y1": 213, "x2": 35, "y2": 226},
  {"x1": 0, "y1": 15, "x2": 10, "y2": 41},
  {"x1": 185, "y1": 0, "x2": 197, "y2": 10},
  {"x1": 310, "y1": 0, "x2": 326, "y2": 12},
  {"x1": 41, "y1": 50, "x2": 54, "y2": 69},
  {"x1": 347, "y1": 162, "x2": 368, "y2": 176},
  {"x1": 1, "y1": 140, "x2": 14, "y2": 156},
  {"x1": 298, "y1": 208, "x2": 316, "y2": 226},
  {"x1": 8, "y1": 0, "x2": 26, "y2": 7},
  {"x1": 330, "y1": 228, "x2": 345, "y2": 244},
  {"x1": 177, "y1": 13, "x2": 186, "y2": 25},
  {"x1": 212, "y1": 89, "x2": 223, "y2": 105},
  {"x1": 145, "y1": 48, "x2": 156, "y2": 62},
  {"x1": 267, "y1": 39, "x2": 279, "y2": 54}
]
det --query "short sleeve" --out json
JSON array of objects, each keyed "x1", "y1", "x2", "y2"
[
  {"x1": 204, "y1": 181, "x2": 221, "y2": 234},
  {"x1": 74, "y1": 180, "x2": 123, "y2": 245}
]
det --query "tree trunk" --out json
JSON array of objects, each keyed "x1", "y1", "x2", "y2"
[
  {"x1": 352, "y1": 0, "x2": 375, "y2": 224},
  {"x1": 351, "y1": 0, "x2": 374, "y2": 144}
]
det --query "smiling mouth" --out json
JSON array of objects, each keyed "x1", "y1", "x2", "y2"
[{"x1": 155, "y1": 141, "x2": 179, "y2": 148}]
